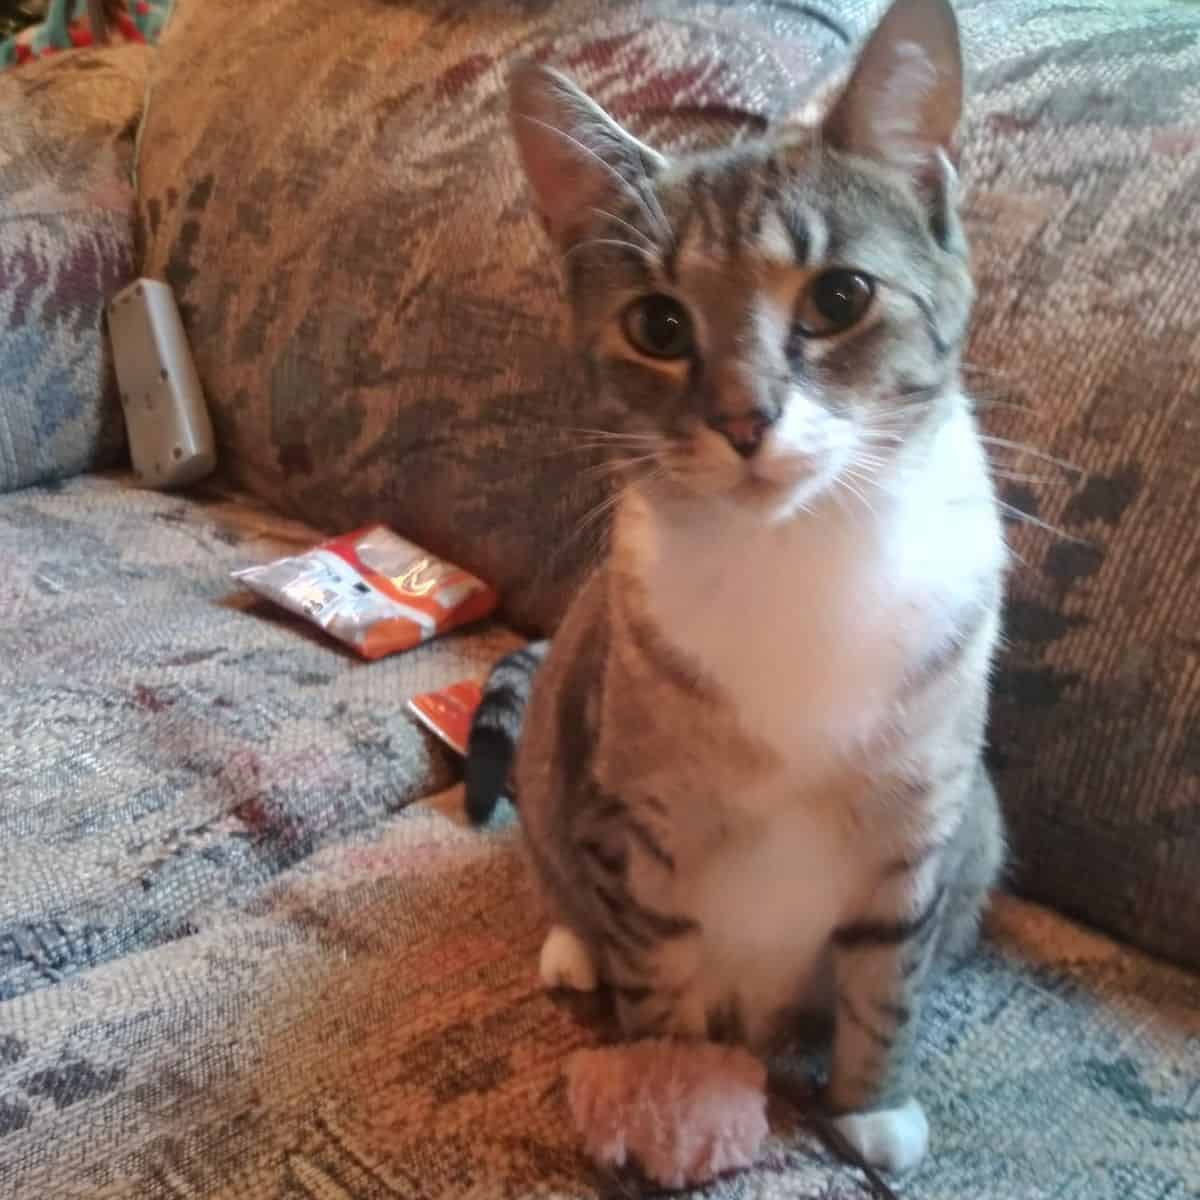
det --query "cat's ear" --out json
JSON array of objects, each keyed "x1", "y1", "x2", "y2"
[
  {"x1": 509, "y1": 62, "x2": 666, "y2": 246},
  {"x1": 822, "y1": 0, "x2": 962, "y2": 183}
]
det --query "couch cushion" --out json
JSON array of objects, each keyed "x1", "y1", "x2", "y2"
[
  {"x1": 2, "y1": 795, "x2": 1197, "y2": 1198},
  {"x1": 0, "y1": 44, "x2": 150, "y2": 494},
  {"x1": 136, "y1": 0, "x2": 1200, "y2": 971},
  {"x1": 0, "y1": 474, "x2": 520, "y2": 1002},
  {"x1": 134, "y1": 0, "x2": 858, "y2": 634},
  {"x1": 956, "y1": 0, "x2": 1200, "y2": 971}
]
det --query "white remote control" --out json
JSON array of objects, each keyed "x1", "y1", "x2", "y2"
[{"x1": 107, "y1": 278, "x2": 217, "y2": 489}]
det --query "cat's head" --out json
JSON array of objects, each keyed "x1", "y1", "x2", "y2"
[{"x1": 511, "y1": 0, "x2": 973, "y2": 518}]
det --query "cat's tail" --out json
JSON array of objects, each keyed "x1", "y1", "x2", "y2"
[{"x1": 465, "y1": 641, "x2": 549, "y2": 825}]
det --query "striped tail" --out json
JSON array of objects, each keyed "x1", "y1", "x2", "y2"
[{"x1": 465, "y1": 641, "x2": 549, "y2": 825}]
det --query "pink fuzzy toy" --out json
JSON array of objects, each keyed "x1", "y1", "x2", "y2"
[{"x1": 566, "y1": 1040, "x2": 769, "y2": 1189}]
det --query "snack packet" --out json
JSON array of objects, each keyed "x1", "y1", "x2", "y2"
[
  {"x1": 233, "y1": 525, "x2": 497, "y2": 660},
  {"x1": 407, "y1": 679, "x2": 484, "y2": 756}
]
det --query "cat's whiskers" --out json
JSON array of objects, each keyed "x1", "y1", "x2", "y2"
[
  {"x1": 961, "y1": 362, "x2": 1036, "y2": 412},
  {"x1": 563, "y1": 238, "x2": 654, "y2": 263},
  {"x1": 972, "y1": 393, "x2": 1042, "y2": 418},
  {"x1": 849, "y1": 451, "x2": 888, "y2": 470},
  {"x1": 636, "y1": 168, "x2": 675, "y2": 251},
  {"x1": 562, "y1": 460, "x2": 666, "y2": 576},
  {"x1": 979, "y1": 435, "x2": 1083, "y2": 476},
  {"x1": 588, "y1": 206, "x2": 655, "y2": 251},
  {"x1": 580, "y1": 452, "x2": 662, "y2": 483},
  {"x1": 570, "y1": 440, "x2": 660, "y2": 456},
  {"x1": 987, "y1": 468, "x2": 1057, "y2": 486},
  {"x1": 994, "y1": 499, "x2": 1091, "y2": 545},
  {"x1": 835, "y1": 471, "x2": 878, "y2": 518},
  {"x1": 961, "y1": 360, "x2": 1013, "y2": 379},
  {"x1": 567, "y1": 427, "x2": 665, "y2": 444}
]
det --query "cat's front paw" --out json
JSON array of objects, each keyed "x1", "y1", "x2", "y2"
[
  {"x1": 830, "y1": 1097, "x2": 929, "y2": 1174},
  {"x1": 539, "y1": 925, "x2": 598, "y2": 992}
]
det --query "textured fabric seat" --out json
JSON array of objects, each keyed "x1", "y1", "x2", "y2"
[
  {"x1": 4, "y1": 766, "x2": 1198, "y2": 1197},
  {"x1": 0, "y1": 474, "x2": 518, "y2": 1002}
]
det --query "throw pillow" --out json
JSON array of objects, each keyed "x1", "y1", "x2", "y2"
[{"x1": 0, "y1": 43, "x2": 150, "y2": 492}]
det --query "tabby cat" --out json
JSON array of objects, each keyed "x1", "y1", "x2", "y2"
[{"x1": 467, "y1": 0, "x2": 1006, "y2": 1173}]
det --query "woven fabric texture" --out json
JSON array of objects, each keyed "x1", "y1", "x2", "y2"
[
  {"x1": 0, "y1": 474, "x2": 521, "y2": 1003},
  {"x1": 0, "y1": 44, "x2": 149, "y2": 493},
  {"x1": 137, "y1": 0, "x2": 1200, "y2": 969},
  {"x1": 2, "y1": 789, "x2": 1197, "y2": 1199},
  {"x1": 952, "y1": 0, "x2": 1200, "y2": 969},
  {"x1": 135, "y1": 0, "x2": 857, "y2": 635}
]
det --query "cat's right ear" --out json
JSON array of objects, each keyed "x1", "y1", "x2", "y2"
[
  {"x1": 508, "y1": 62, "x2": 666, "y2": 246},
  {"x1": 821, "y1": 0, "x2": 962, "y2": 181}
]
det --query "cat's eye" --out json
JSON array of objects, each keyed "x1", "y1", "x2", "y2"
[
  {"x1": 795, "y1": 269, "x2": 875, "y2": 338},
  {"x1": 621, "y1": 294, "x2": 695, "y2": 360}
]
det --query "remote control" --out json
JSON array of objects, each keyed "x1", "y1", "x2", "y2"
[{"x1": 107, "y1": 278, "x2": 217, "y2": 489}]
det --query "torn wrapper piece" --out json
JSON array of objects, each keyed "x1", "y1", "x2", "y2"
[{"x1": 407, "y1": 680, "x2": 484, "y2": 756}]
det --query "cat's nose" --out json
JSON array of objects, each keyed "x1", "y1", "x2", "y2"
[{"x1": 707, "y1": 411, "x2": 776, "y2": 458}]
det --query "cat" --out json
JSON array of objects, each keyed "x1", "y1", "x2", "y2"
[{"x1": 466, "y1": 0, "x2": 1006, "y2": 1174}]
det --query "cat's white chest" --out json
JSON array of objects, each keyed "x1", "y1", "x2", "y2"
[
  {"x1": 629, "y1": 423, "x2": 1002, "y2": 773},
  {"x1": 634, "y1": 498, "x2": 913, "y2": 770}
]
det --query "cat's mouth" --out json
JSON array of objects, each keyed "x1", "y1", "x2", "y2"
[
  {"x1": 742, "y1": 427, "x2": 851, "y2": 505},
  {"x1": 653, "y1": 433, "x2": 844, "y2": 516},
  {"x1": 645, "y1": 417, "x2": 862, "y2": 514}
]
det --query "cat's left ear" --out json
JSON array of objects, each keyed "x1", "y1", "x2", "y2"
[
  {"x1": 509, "y1": 62, "x2": 667, "y2": 247},
  {"x1": 822, "y1": 0, "x2": 962, "y2": 227}
]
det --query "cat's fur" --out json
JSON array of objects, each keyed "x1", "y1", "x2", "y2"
[{"x1": 467, "y1": 0, "x2": 1006, "y2": 1173}]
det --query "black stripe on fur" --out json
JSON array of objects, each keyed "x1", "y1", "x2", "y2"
[
  {"x1": 833, "y1": 885, "x2": 946, "y2": 951},
  {"x1": 464, "y1": 724, "x2": 516, "y2": 826},
  {"x1": 464, "y1": 642, "x2": 547, "y2": 825}
]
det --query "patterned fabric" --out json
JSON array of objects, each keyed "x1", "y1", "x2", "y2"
[
  {"x1": 0, "y1": 0, "x2": 171, "y2": 70},
  {"x1": 135, "y1": 0, "x2": 858, "y2": 635},
  {"x1": 951, "y1": 0, "x2": 1200, "y2": 971},
  {"x1": 0, "y1": 474, "x2": 521, "y2": 1002},
  {"x1": 138, "y1": 0, "x2": 1200, "y2": 970},
  {"x1": 0, "y1": 1, "x2": 45, "y2": 43},
  {"x1": 0, "y1": 44, "x2": 149, "y2": 493},
  {"x1": 2, "y1": 789, "x2": 1197, "y2": 1199}
]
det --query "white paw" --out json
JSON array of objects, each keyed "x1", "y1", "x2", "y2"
[
  {"x1": 832, "y1": 1097, "x2": 929, "y2": 1174},
  {"x1": 539, "y1": 925, "x2": 598, "y2": 992}
]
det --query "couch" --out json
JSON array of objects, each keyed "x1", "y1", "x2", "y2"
[{"x1": 1, "y1": 2, "x2": 1197, "y2": 1198}]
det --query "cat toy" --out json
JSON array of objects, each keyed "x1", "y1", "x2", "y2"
[
  {"x1": 565, "y1": 1039, "x2": 901, "y2": 1200},
  {"x1": 566, "y1": 1040, "x2": 768, "y2": 1190}
]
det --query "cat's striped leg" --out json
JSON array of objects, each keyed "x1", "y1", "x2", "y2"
[
  {"x1": 603, "y1": 906, "x2": 706, "y2": 1041},
  {"x1": 825, "y1": 863, "x2": 947, "y2": 1173},
  {"x1": 614, "y1": 926, "x2": 705, "y2": 1041}
]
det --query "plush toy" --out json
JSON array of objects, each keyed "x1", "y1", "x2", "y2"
[
  {"x1": 565, "y1": 1040, "x2": 904, "y2": 1200},
  {"x1": 566, "y1": 1039, "x2": 769, "y2": 1190}
]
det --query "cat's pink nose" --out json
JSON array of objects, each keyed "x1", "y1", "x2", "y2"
[{"x1": 707, "y1": 411, "x2": 776, "y2": 458}]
